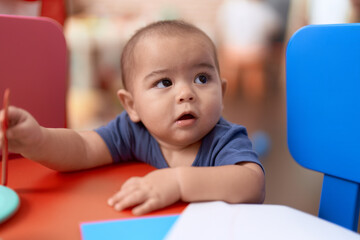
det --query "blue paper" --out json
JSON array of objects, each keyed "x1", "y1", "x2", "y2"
[{"x1": 80, "y1": 215, "x2": 179, "y2": 240}]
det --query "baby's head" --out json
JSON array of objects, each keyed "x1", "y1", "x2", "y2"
[
  {"x1": 120, "y1": 20, "x2": 221, "y2": 91},
  {"x1": 118, "y1": 20, "x2": 226, "y2": 147}
]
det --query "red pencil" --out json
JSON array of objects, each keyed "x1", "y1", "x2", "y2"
[{"x1": 2, "y1": 88, "x2": 10, "y2": 186}]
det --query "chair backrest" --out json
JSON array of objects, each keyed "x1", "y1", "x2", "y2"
[
  {"x1": 0, "y1": 14, "x2": 67, "y2": 129},
  {"x1": 286, "y1": 24, "x2": 360, "y2": 231}
]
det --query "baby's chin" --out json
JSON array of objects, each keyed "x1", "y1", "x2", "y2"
[{"x1": 164, "y1": 131, "x2": 210, "y2": 148}]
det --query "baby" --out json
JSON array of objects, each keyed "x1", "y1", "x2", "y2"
[{"x1": 0, "y1": 20, "x2": 265, "y2": 215}]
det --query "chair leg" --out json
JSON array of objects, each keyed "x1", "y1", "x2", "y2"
[{"x1": 319, "y1": 174, "x2": 360, "y2": 231}]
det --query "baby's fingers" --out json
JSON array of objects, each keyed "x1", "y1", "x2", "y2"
[
  {"x1": 132, "y1": 198, "x2": 160, "y2": 216},
  {"x1": 0, "y1": 109, "x2": 4, "y2": 122},
  {"x1": 107, "y1": 188, "x2": 129, "y2": 207},
  {"x1": 111, "y1": 190, "x2": 147, "y2": 213},
  {"x1": 107, "y1": 177, "x2": 141, "y2": 206},
  {"x1": 0, "y1": 131, "x2": 3, "y2": 149}
]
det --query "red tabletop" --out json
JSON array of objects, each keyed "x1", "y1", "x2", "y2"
[{"x1": 0, "y1": 158, "x2": 187, "y2": 239}]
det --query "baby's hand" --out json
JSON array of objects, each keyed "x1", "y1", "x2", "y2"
[
  {"x1": 108, "y1": 168, "x2": 181, "y2": 215},
  {"x1": 0, "y1": 106, "x2": 43, "y2": 156}
]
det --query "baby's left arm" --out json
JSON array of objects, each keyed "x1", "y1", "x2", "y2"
[
  {"x1": 107, "y1": 163, "x2": 265, "y2": 215},
  {"x1": 176, "y1": 162, "x2": 265, "y2": 204}
]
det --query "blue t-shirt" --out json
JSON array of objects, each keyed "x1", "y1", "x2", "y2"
[{"x1": 95, "y1": 112, "x2": 262, "y2": 170}]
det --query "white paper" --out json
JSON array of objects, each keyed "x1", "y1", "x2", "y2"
[{"x1": 165, "y1": 201, "x2": 360, "y2": 240}]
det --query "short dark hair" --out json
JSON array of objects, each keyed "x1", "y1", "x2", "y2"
[{"x1": 120, "y1": 20, "x2": 220, "y2": 90}]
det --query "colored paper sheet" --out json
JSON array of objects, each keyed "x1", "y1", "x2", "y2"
[
  {"x1": 81, "y1": 214, "x2": 179, "y2": 240},
  {"x1": 165, "y1": 202, "x2": 360, "y2": 240}
]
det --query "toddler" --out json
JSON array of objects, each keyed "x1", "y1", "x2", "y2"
[{"x1": 0, "y1": 20, "x2": 265, "y2": 215}]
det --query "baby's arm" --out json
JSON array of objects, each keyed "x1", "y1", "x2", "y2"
[
  {"x1": 108, "y1": 162, "x2": 264, "y2": 215},
  {"x1": 0, "y1": 106, "x2": 112, "y2": 171},
  {"x1": 176, "y1": 162, "x2": 265, "y2": 203}
]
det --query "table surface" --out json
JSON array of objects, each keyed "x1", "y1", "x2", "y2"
[
  {"x1": 3, "y1": 158, "x2": 359, "y2": 240},
  {"x1": 0, "y1": 158, "x2": 187, "y2": 239}
]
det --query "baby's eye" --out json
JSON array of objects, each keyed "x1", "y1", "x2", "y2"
[
  {"x1": 155, "y1": 79, "x2": 173, "y2": 88},
  {"x1": 194, "y1": 74, "x2": 209, "y2": 84}
]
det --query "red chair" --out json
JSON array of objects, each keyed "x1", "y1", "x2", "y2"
[{"x1": 0, "y1": 14, "x2": 68, "y2": 130}]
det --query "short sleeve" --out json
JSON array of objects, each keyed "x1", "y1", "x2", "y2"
[
  {"x1": 94, "y1": 112, "x2": 168, "y2": 168},
  {"x1": 94, "y1": 112, "x2": 135, "y2": 163},
  {"x1": 194, "y1": 118, "x2": 263, "y2": 172},
  {"x1": 215, "y1": 128, "x2": 261, "y2": 167}
]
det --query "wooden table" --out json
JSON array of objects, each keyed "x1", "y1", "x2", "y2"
[{"x1": 0, "y1": 158, "x2": 186, "y2": 239}]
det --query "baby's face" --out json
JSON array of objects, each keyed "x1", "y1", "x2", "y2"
[{"x1": 129, "y1": 33, "x2": 225, "y2": 147}]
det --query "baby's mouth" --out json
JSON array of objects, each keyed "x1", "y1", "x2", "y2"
[
  {"x1": 177, "y1": 114, "x2": 195, "y2": 121},
  {"x1": 176, "y1": 113, "x2": 197, "y2": 127}
]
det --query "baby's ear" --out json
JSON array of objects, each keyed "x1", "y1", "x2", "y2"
[{"x1": 117, "y1": 89, "x2": 140, "y2": 122}]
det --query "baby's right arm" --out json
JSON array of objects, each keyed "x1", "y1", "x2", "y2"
[{"x1": 0, "y1": 106, "x2": 112, "y2": 172}]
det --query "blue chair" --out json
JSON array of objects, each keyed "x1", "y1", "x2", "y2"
[{"x1": 286, "y1": 24, "x2": 360, "y2": 231}]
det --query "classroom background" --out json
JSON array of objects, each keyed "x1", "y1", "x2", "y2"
[{"x1": 1, "y1": 0, "x2": 360, "y2": 219}]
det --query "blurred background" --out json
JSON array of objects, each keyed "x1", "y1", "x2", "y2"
[{"x1": 1, "y1": 0, "x2": 360, "y2": 220}]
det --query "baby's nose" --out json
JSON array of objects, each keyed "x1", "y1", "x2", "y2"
[
  {"x1": 179, "y1": 95, "x2": 194, "y2": 102},
  {"x1": 177, "y1": 86, "x2": 195, "y2": 103}
]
